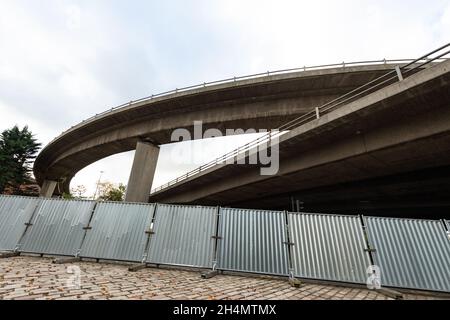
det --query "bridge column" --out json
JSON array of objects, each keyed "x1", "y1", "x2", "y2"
[
  {"x1": 40, "y1": 180, "x2": 57, "y2": 198},
  {"x1": 125, "y1": 140, "x2": 160, "y2": 203}
]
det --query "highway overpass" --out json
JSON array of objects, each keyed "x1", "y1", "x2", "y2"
[
  {"x1": 34, "y1": 60, "x2": 412, "y2": 201},
  {"x1": 34, "y1": 44, "x2": 450, "y2": 217},
  {"x1": 148, "y1": 54, "x2": 450, "y2": 218}
]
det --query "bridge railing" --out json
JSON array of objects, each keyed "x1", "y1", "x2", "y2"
[
  {"x1": 150, "y1": 43, "x2": 450, "y2": 194},
  {"x1": 49, "y1": 58, "x2": 441, "y2": 145}
]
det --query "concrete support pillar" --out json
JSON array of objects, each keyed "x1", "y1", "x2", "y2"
[
  {"x1": 125, "y1": 140, "x2": 160, "y2": 203},
  {"x1": 40, "y1": 180, "x2": 57, "y2": 198}
]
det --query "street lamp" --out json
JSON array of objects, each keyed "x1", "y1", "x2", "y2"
[{"x1": 92, "y1": 170, "x2": 104, "y2": 200}]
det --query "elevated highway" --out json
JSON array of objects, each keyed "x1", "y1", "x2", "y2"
[
  {"x1": 148, "y1": 54, "x2": 450, "y2": 217},
  {"x1": 34, "y1": 61, "x2": 414, "y2": 201}
]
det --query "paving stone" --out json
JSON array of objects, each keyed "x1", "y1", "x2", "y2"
[{"x1": 0, "y1": 256, "x2": 445, "y2": 301}]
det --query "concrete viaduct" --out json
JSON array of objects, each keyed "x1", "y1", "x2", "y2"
[
  {"x1": 148, "y1": 58, "x2": 450, "y2": 218},
  {"x1": 34, "y1": 62, "x2": 405, "y2": 202}
]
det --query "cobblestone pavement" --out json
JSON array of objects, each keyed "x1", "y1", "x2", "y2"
[{"x1": 0, "y1": 256, "x2": 445, "y2": 300}]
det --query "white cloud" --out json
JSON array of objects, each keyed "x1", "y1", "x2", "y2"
[
  {"x1": 0, "y1": 99, "x2": 56, "y2": 145},
  {"x1": 209, "y1": 0, "x2": 448, "y2": 70},
  {"x1": 65, "y1": 5, "x2": 81, "y2": 30}
]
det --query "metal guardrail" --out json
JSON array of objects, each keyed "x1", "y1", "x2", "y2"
[
  {"x1": 49, "y1": 58, "x2": 436, "y2": 145},
  {"x1": 150, "y1": 43, "x2": 450, "y2": 194}
]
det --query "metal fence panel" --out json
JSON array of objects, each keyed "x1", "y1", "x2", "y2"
[
  {"x1": 365, "y1": 217, "x2": 450, "y2": 292},
  {"x1": 288, "y1": 213, "x2": 371, "y2": 284},
  {"x1": 0, "y1": 195, "x2": 39, "y2": 251},
  {"x1": 19, "y1": 199, "x2": 95, "y2": 256},
  {"x1": 146, "y1": 204, "x2": 217, "y2": 268},
  {"x1": 217, "y1": 208, "x2": 289, "y2": 276},
  {"x1": 446, "y1": 220, "x2": 450, "y2": 231},
  {"x1": 80, "y1": 202, "x2": 155, "y2": 262}
]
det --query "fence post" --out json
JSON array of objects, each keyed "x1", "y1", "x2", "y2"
[
  {"x1": 201, "y1": 206, "x2": 221, "y2": 279},
  {"x1": 14, "y1": 198, "x2": 42, "y2": 253},
  {"x1": 213, "y1": 206, "x2": 221, "y2": 268},
  {"x1": 141, "y1": 203, "x2": 159, "y2": 263},
  {"x1": 75, "y1": 201, "x2": 99, "y2": 258},
  {"x1": 284, "y1": 211, "x2": 301, "y2": 287},
  {"x1": 359, "y1": 215, "x2": 377, "y2": 267},
  {"x1": 441, "y1": 219, "x2": 449, "y2": 231}
]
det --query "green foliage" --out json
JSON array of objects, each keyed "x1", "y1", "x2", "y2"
[
  {"x1": 62, "y1": 192, "x2": 75, "y2": 200},
  {"x1": 97, "y1": 182, "x2": 126, "y2": 202},
  {"x1": 62, "y1": 185, "x2": 88, "y2": 200},
  {"x1": 0, "y1": 125, "x2": 41, "y2": 194}
]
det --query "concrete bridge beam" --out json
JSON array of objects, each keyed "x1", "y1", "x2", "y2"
[
  {"x1": 125, "y1": 140, "x2": 160, "y2": 203},
  {"x1": 39, "y1": 180, "x2": 58, "y2": 198},
  {"x1": 34, "y1": 64, "x2": 399, "y2": 196}
]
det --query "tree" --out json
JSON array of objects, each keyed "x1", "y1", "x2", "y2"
[
  {"x1": 62, "y1": 192, "x2": 75, "y2": 200},
  {"x1": 71, "y1": 185, "x2": 87, "y2": 199},
  {"x1": 3, "y1": 182, "x2": 40, "y2": 197},
  {"x1": 61, "y1": 185, "x2": 87, "y2": 200},
  {"x1": 97, "y1": 182, "x2": 126, "y2": 202},
  {"x1": 0, "y1": 126, "x2": 41, "y2": 194}
]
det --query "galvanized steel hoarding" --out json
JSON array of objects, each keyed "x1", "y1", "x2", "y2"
[
  {"x1": 0, "y1": 195, "x2": 39, "y2": 251},
  {"x1": 19, "y1": 199, "x2": 95, "y2": 256},
  {"x1": 288, "y1": 213, "x2": 371, "y2": 284},
  {"x1": 146, "y1": 204, "x2": 217, "y2": 268},
  {"x1": 3, "y1": 193, "x2": 450, "y2": 293},
  {"x1": 365, "y1": 217, "x2": 450, "y2": 292},
  {"x1": 217, "y1": 208, "x2": 289, "y2": 276},
  {"x1": 80, "y1": 202, "x2": 155, "y2": 262}
]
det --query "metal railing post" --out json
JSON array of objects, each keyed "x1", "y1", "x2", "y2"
[{"x1": 395, "y1": 65, "x2": 404, "y2": 81}]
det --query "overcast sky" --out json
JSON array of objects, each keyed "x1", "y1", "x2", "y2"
[{"x1": 1, "y1": 0, "x2": 449, "y2": 197}]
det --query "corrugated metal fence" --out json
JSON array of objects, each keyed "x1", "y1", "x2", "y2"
[
  {"x1": 288, "y1": 213, "x2": 371, "y2": 284},
  {"x1": 0, "y1": 195, "x2": 39, "y2": 251},
  {"x1": 1, "y1": 195, "x2": 450, "y2": 293},
  {"x1": 216, "y1": 208, "x2": 290, "y2": 276},
  {"x1": 146, "y1": 204, "x2": 217, "y2": 268},
  {"x1": 80, "y1": 202, "x2": 155, "y2": 262},
  {"x1": 364, "y1": 217, "x2": 450, "y2": 292},
  {"x1": 19, "y1": 199, "x2": 95, "y2": 256}
]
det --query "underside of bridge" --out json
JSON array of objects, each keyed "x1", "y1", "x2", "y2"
[
  {"x1": 33, "y1": 64, "x2": 406, "y2": 198},
  {"x1": 234, "y1": 165, "x2": 450, "y2": 219}
]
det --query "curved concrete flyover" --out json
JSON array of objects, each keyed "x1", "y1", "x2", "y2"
[
  {"x1": 148, "y1": 59, "x2": 450, "y2": 217},
  {"x1": 34, "y1": 62, "x2": 415, "y2": 201}
]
